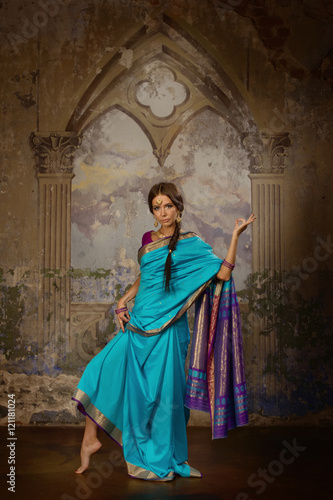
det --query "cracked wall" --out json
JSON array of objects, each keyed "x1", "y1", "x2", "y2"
[{"x1": 0, "y1": 0, "x2": 332, "y2": 426}]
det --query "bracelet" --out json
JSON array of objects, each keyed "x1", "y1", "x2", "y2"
[
  {"x1": 222, "y1": 259, "x2": 235, "y2": 270},
  {"x1": 115, "y1": 306, "x2": 128, "y2": 314}
]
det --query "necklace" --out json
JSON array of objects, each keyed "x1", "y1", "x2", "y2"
[{"x1": 156, "y1": 229, "x2": 174, "y2": 239}]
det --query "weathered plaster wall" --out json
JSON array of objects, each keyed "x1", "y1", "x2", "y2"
[
  {"x1": 0, "y1": 0, "x2": 332, "y2": 427},
  {"x1": 71, "y1": 109, "x2": 252, "y2": 291}
]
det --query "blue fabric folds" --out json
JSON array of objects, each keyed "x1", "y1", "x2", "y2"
[{"x1": 128, "y1": 233, "x2": 222, "y2": 335}]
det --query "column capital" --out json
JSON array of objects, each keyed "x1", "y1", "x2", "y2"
[
  {"x1": 30, "y1": 131, "x2": 82, "y2": 174},
  {"x1": 242, "y1": 132, "x2": 292, "y2": 174}
]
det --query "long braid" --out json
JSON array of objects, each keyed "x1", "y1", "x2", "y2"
[{"x1": 164, "y1": 219, "x2": 181, "y2": 291}]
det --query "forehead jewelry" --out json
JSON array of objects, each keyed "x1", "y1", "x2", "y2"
[{"x1": 156, "y1": 185, "x2": 162, "y2": 205}]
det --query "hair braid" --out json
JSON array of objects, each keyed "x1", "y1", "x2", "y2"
[{"x1": 164, "y1": 219, "x2": 182, "y2": 291}]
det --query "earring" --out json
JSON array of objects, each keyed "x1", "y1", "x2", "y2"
[
  {"x1": 176, "y1": 212, "x2": 182, "y2": 223},
  {"x1": 154, "y1": 218, "x2": 158, "y2": 228}
]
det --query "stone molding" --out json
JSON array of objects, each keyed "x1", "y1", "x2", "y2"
[
  {"x1": 70, "y1": 303, "x2": 112, "y2": 361},
  {"x1": 242, "y1": 132, "x2": 292, "y2": 174},
  {"x1": 153, "y1": 146, "x2": 171, "y2": 167},
  {"x1": 30, "y1": 132, "x2": 82, "y2": 174}
]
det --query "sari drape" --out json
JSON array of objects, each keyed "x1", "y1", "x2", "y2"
[
  {"x1": 185, "y1": 277, "x2": 248, "y2": 439},
  {"x1": 72, "y1": 232, "x2": 248, "y2": 479}
]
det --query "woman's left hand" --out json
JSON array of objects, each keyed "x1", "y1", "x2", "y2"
[{"x1": 233, "y1": 213, "x2": 256, "y2": 237}]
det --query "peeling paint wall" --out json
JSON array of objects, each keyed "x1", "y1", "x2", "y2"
[{"x1": 0, "y1": 0, "x2": 332, "y2": 426}]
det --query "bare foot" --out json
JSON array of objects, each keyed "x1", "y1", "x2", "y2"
[{"x1": 75, "y1": 438, "x2": 102, "y2": 474}]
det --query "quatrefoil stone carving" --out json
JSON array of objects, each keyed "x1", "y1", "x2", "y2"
[{"x1": 136, "y1": 67, "x2": 187, "y2": 118}]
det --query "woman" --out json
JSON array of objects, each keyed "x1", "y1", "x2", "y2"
[{"x1": 72, "y1": 182, "x2": 255, "y2": 481}]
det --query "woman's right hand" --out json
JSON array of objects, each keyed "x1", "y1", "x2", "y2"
[
  {"x1": 232, "y1": 214, "x2": 256, "y2": 237},
  {"x1": 116, "y1": 304, "x2": 131, "y2": 332}
]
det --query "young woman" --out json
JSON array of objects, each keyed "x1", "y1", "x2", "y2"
[{"x1": 72, "y1": 182, "x2": 255, "y2": 481}]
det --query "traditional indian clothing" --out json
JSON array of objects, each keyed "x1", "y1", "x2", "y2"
[{"x1": 72, "y1": 232, "x2": 248, "y2": 481}]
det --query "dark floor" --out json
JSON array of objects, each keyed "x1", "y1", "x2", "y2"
[{"x1": 0, "y1": 425, "x2": 332, "y2": 500}]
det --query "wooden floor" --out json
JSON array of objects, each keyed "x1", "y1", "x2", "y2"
[{"x1": 0, "y1": 425, "x2": 331, "y2": 499}]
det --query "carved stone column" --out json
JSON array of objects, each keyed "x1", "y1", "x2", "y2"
[
  {"x1": 243, "y1": 132, "x2": 292, "y2": 272},
  {"x1": 250, "y1": 173, "x2": 285, "y2": 272},
  {"x1": 30, "y1": 132, "x2": 81, "y2": 369},
  {"x1": 242, "y1": 132, "x2": 292, "y2": 406}
]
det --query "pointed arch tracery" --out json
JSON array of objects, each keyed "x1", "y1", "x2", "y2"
[{"x1": 59, "y1": 13, "x2": 262, "y2": 167}]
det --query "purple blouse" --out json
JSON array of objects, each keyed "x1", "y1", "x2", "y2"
[
  {"x1": 141, "y1": 231, "x2": 154, "y2": 247},
  {"x1": 141, "y1": 230, "x2": 185, "y2": 247}
]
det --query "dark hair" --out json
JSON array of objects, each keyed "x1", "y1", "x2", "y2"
[{"x1": 148, "y1": 182, "x2": 184, "y2": 291}]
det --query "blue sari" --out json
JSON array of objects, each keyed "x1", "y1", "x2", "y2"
[{"x1": 72, "y1": 233, "x2": 248, "y2": 480}]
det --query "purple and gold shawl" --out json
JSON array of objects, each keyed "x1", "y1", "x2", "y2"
[{"x1": 185, "y1": 277, "x2": 249, "y2": 439}]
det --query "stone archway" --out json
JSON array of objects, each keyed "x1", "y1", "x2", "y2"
[{"x1": 30, "y1": 9, "x2": 291, "y2": 394}]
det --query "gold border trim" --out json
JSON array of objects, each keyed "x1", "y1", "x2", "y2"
[
  {"x1": 127, "y1": 462, "x2": 175, "y2": 481},
  {"x1": 138, "y1": 231, "x2": 197, "y2": 264},
  {"x1": 72, "y1": 388, "x2": 123, "y2": 445},
  {"x1": 185, "y1": 461, "x2": 202, "y2": 478}
]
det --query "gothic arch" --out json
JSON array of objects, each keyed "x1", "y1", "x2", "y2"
[
  {"x1": 58, "y1": 11, "x2": 264, "y2": 169},
  {"x1": 30, "y1": 8, "x2": 291, "y2": 402},
  {"x1": 61, "y1": 12, "x2": 264, "y2": 131}
]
